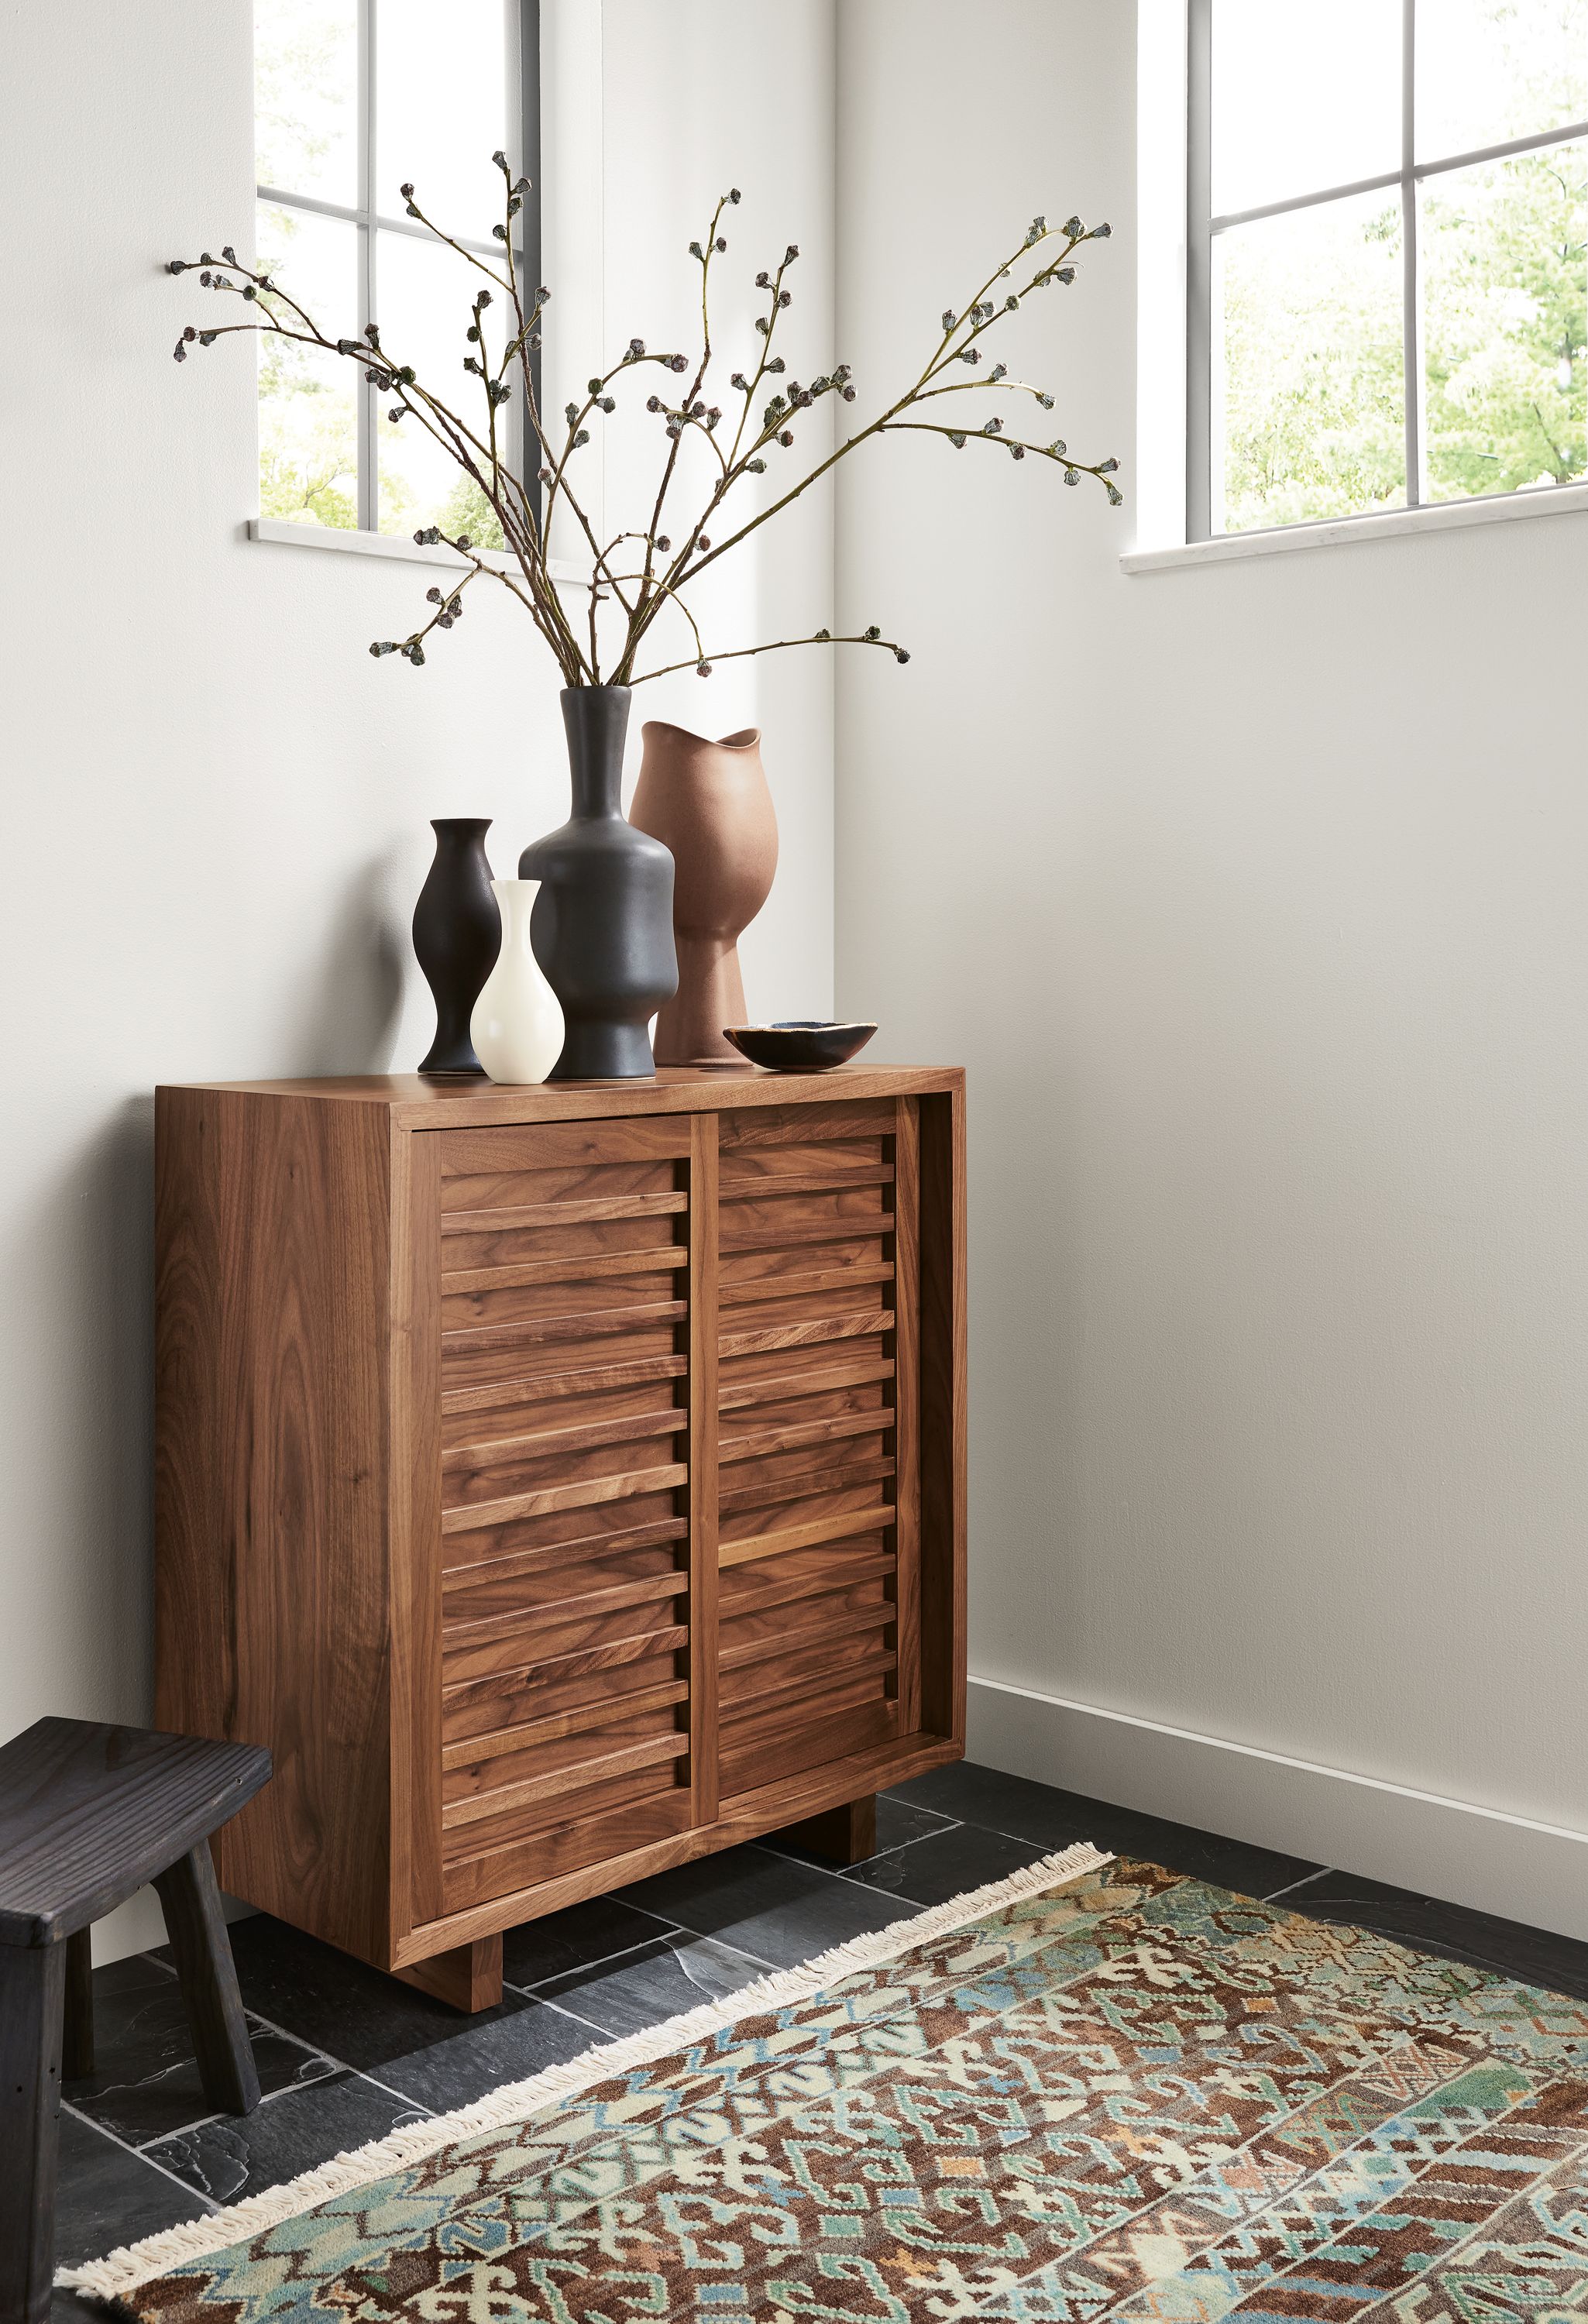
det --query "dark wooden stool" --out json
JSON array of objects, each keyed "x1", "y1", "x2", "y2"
[{"x1": 0, "y1": 1718, "x2": 272, "y2": 2323}]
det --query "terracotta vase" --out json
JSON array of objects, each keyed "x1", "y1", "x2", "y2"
[{"x1": 629, "y1": 722, "x2": 779, "y2": 1067}]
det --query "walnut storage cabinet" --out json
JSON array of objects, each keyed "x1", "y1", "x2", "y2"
[{"x1": 155, "y1": 1068, "x2": 966, "y2": 2009}]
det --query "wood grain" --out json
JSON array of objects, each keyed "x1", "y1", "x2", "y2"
[{"x1": 155, "y1": 1067, "x2": 964, "y2": 1996}]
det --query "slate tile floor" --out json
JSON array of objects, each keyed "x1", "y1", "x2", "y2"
[{"x1": 51, "y1": 1760, "x2": 1588, "y2": 2312}]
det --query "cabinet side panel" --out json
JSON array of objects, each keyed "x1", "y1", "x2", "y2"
[
  {"x1": 918, "y1": 1088, "x2": 968, "y2": 1746},
  {"x1": 156, "y1": 1089, "x2": 394, "y2": 1961}
]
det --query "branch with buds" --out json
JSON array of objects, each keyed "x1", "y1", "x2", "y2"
[{"x1": 167, "y1": 174, "x2": 1120, "y2": 687}]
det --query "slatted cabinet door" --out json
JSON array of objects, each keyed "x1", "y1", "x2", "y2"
[
  {"x1": 422, "y1": 1118, "x2": 702, "y2": 1918},
  {"x1": 714, "y1": 1098, "x2": 920, "y2": 1800}
]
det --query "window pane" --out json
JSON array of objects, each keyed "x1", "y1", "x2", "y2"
[
  {"x1": 1422, "y1": 139, "x2": 1588, "y2": 499},
  {"x1": 1214, "y1": 191, "x2": 1408, "y2": 531},
  {"x1": 1418, "y1": 0, "x2": 1588, "y2": 162},
  {"x1": 1213, "y1": 0, "x2": 1401, "y2": 215},
  {"x1": 375, "y1": 229, "x2": 513, "y2": 541},
  {"x1": 256, "y1": 203, "x2": 361, "y2": 530},
  {"x1": 376, "y1": 0, "x2": 511, "y2": 243},
  {"x1": 255, "y1": 0, "x2": 356, "y2": 205}
]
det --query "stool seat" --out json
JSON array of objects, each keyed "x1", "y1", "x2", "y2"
[
  {"x1": 0, "y1": 1717, "x2": 270, "y2": 1945},
  {"x1": 0, "y1": 1717, "x2": 272, "y2": 2324}
]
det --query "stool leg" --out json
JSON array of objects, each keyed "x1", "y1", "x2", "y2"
[
  {"x1": 63, "y1": 1925, "x2": 95, "y2": 2080},
  {"x1": 0, "y1": 1940, "x2": 67, "y2": 2324},
  {"x1": 153, "y1": 1839, "x2": 260, "y2": 2117}
]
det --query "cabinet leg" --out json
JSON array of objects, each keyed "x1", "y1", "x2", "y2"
[
  {"x1": 63, "y1": 1925, "x2": 95, "y2": 2081},
  {"x1": 0, "y1": 1940, "x2": 67, "y2": 2324},
  {"x1": 153, "y1": 1839, "x2": 260, "y2": 2116},
  {"x1": 774, "y1": 1793, "x2": 878, "y2": 1867},
  {"x1": 395, "y1": 1934, "x2": 503, "y2": 2014}
]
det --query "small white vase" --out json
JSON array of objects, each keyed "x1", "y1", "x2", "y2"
[{"x1": 469, "y1": 879, "x2": 563, "y2": 1084}]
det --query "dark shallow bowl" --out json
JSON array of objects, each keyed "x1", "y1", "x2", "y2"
[{"x1": 724, "y1": 1019, "x2": 878, "y2": 1073}]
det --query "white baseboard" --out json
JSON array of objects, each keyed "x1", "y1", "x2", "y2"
[{"x1": 968, "y1": 1675, "x2": 1588, "y2": 1944}]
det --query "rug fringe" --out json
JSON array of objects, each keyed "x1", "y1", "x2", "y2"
[{"x1": 60, "y1": 1840, "x2": 1111, "y2": 2302}]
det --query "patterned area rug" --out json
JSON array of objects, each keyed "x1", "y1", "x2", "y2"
[{"x1": 67, "y1": 1844, "x2": 1588, "y2": 2322}]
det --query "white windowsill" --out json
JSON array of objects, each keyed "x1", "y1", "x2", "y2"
[
  {"x1": 249, "y1": 516, "x2": 587, "y2": 585},
  {"x1": 1122, "y1": 480, "x2": 1588, "y2": 572}
]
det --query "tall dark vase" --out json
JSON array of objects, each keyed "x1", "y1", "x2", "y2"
[
  {"x1": 412, "y1": 818, "x2": 500, "y2": 1075},
  {"x1": 519, "y1": 688, "x2": 679, "y2": 1080}
]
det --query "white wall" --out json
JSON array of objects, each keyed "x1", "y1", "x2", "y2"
[
  {"x1": 835, "y1": 0, "x2": 1588, "y2": 1935},
  {"x1": 0, "y1": 0, "x2": 835, "y2": 1959}
]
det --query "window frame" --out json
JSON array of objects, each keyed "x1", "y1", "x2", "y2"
[
  {"x1": 1186, "y1": 0, "x2": 1588, "y2": 541},
  {"x1": 256, "y1": 0, "x2": 542, "y2": 534}
]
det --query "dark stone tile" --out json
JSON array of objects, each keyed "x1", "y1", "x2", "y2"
[
  {"x1": 146, "y1": 2069, "x2": 428, "y2": 2207},
  {"x1": 1280, "y1": 1869, "x2": 1588, "y2": 2001},
  {"x1": 536, "y1": 1933, "x2": 768, "y2": 2038},
  {"x1": 54, "y1": 2105, "x2": 211, "y2": 2269},
  {"x1": 211, "y1": 1911, "x2": 560, "y2": 2086},
  {"x1": 503, "y1": 1893, "x2": 683, "y2": 1990},
  {"x1": 64, "y1": 1951, "x2": 335, "y2": 2147},
  {"x1": 615, "y1": 1841, "x2": 925, "y2": 1969},
  {"x1": 368, "y1": 1993, "x2": 601, "y2": 2111},
  {"x1": 762, "y1": 1795, "x2": 957, "y2": 1872},
  {"x1": 843, "y1": 1820, "x2": 1054, "y2": 1906},
  {"x1": 887, "y1": 1763, "x2": 1322, "y2": 1899}
]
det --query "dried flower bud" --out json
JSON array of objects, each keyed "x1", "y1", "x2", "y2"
[
  {"x1": 961, "y1": 347, "x2": 981, "y2": 365},
  {"x1": 199, "y1": 252, "x2": 214, "y2": 266},
  {"x1": 666, "y1": 423, "x2": 682, "y2": 439},
  {"x1": 1010, "y1": 443, "x2": 1025, "y2": 459},
  {"x1": 198, "y1": 271, "x2": 211, "y2": 286},
  {"x1": 436, "y1": 614, "x2": 453, "y2": 629},
  {"x1": 538, "y1": 466, "x2": 553, "y2": 483},
  {"x1": 414, "y1": 525, "x2": 441, "y2": 545},
  {"x1": 565, "y1": 402, "x2": 579, "y2": 425},
  {"x1": 587, "y1": 376, "x2": 603, "y2": 395},
  {"x1": 689, "y1": 239, "x2": 704, "y2": 260},
  {"x1": 1090, "y1": 222, "x2": 1112, "y2": 239},
  {"x1": 536, "y1": 286, "x2": 551, "y2": 302},
  {"x1": 365, "y1": 323, "x2": 381, "y2": 344},
  {"x1": 815, "y1": 627, "x2": 831, "y2": 641},
  {"x1": 172, "y1": 337, "x2": 187, "y2": 361},
  {"x1": 698, "y1": 535, "x2": 711, "y2": 550},
  {"x1": 167, "y1": 258, "x2": 187, "y2": 274},
  {"x1": 492, "y1": 149, "x2": 508, "y2": 170},
  {"x1": 756, "y1": 271, "x2": 772, "y2": 288},
  {"x1": 573, "y1": 427, "x2": 589, "y2": 445},
  {"x1": 984, "y1": 417, "x2": 1002, "y2": 435},
  {"x1": 949, "y1": 431, "x2": 966, "y2": 449},
  {"x1": 778, "y1": 288, "x2": 792, "y2": 308},
  {"x1": 729, "y1": 187, "x2": 741, "y2": 203},
  {"x1": 646, "y1": 395, "x2": 662, "y2": 413},
  {"x1": 834, "y1": 363, "x2": 852, "y2": 383},
  {"x1": 492, "y1": 222, "x2": 507, "y2": 240},
  {"x1": 1005, "y1": 294, "x2": 1019, "y2": 311},
  {"x1": 768, "y1": 357, "x2": 785, "y2": 374},
  {"x1": 754, "y1": 317, "x2": 769, "y2": 336},
  {"x1": 842, "y1": 386, "x2": 856, "y2": 401},
  {"x1": 656, "y1": 535, "x2": 671, "y2": 552},
  {"x1": 864, "y1": 624, "x2": 882, "y2": 641},
  {"x1": 778, "y1": 429, "x2": 794, "y2": 447},
  {"x1": 514, "y1": 175, "x2": 530, "y2": 193},
  {"x1": 201, "y1": 331, "x2": 217, "y2": 346},
  {"x1": 1107, "y1": 483, "x2": 1123, "y2": 504},
  {"x1": 456, "y1": 539, "x2": 470, "y2": 553},
  {"x1": 600, "y1": 395, "x2": 616, "y2": 413},
  {"x1": 785, "y1": 243, "x2": 799, "y2": 263},
  {"x1": 714, "y1": 235, "x2": 727, "y2": 252},
  {"x1": 696, "y1": 660, "x2": 712, "y2": 676},
  {"x1": 1050, "y1": 438, "x2": 1067, "y2": 456},
  {"x1": 478, "y1": 290, "x2": 493, "y2": 308},
  {"x1": 1098, "y1": 457, "x2": 1119, "y2": 473},
  {"x1": 746, "y1": 458, "x2": 766, "y2": 473},
  {"x1": 1064, "y1": 468, "x2": 1079, "y2": 486},
  {"x1": 669, "y1": 353, "x2": 688, "y2": 373},
  {"x1": 730, "y1": 370, "x2": 748, "y2": 390},
  {"x1": 895, "y1": 648, "x2": 910, "y2": 664},
  {"x1": 242, "y1": 284, "x2": 257, "y2": 301},
  {"x1": 400, "y1": 182, "x2": 414, "y2": 198},
  {"x1": 370, "y1": 640, "x2": 397, "y2": 655}
]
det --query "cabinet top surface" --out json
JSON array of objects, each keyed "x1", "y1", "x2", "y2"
[{"x1": 157, "y1": 1063, "x2": 964, "y2": 1126}]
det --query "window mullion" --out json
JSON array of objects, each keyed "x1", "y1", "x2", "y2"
[
  {"x1": 1402, "y1": 0, "x2": 1423, "y2": 508},
  {"x1": 1186, "y1": 0, "x2": 1213, "y2": 541},
  {"x1": 356, "y1": 0, "x2": 377, "y2": 531}
]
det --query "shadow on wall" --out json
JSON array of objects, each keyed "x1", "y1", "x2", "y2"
[{"x1": 288, "y1": 854, "x2": 408, "y2": 1078}]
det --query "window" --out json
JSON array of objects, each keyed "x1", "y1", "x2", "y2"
[
  {"x1": 1188, "y1": 0, "x2": 1588, "y2": 538},
  {"x1": 254, "y1": 0, "x2": 539, "y2": 541}
]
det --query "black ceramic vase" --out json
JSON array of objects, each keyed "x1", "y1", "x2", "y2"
[
  {"x1": 519, "y1": 688, "x2": 679, "y2": 1079},
  {"x1": 412, "y1": 818, "x2": 501, "y2": 1074}
]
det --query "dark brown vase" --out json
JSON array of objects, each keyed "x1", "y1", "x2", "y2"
[
  {"x1": 411, "y1": 817, "x2": 500, "y2": 1075},
  {"x1": 629, "y1": 722, "x2": 779, "y2": 1067}
]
